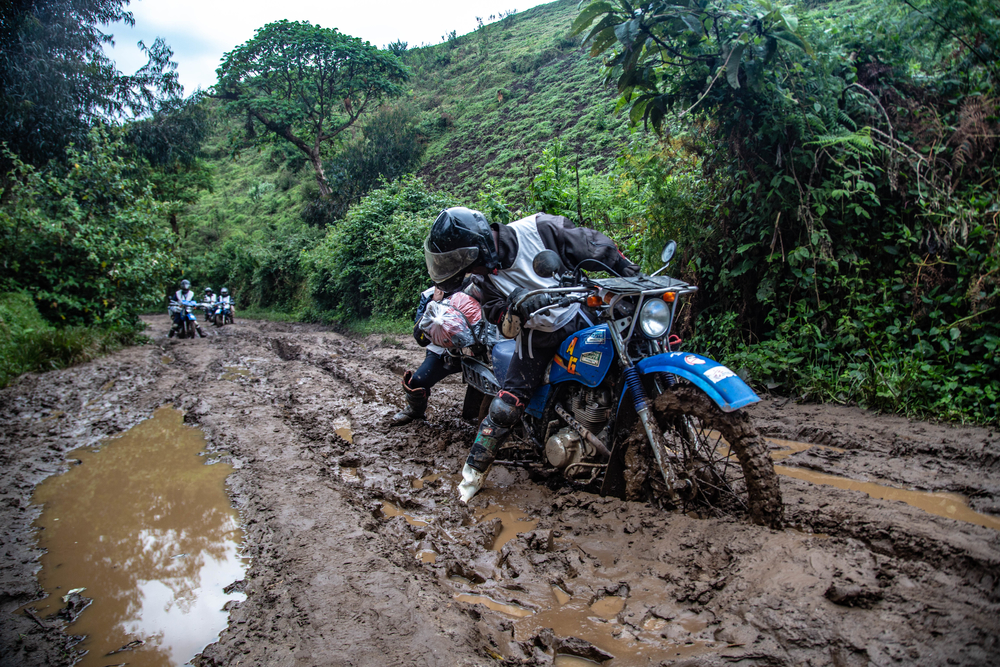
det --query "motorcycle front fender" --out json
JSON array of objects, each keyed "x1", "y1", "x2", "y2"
[{"x1": 636, "y1": 352, "x2": 759, "y2": 412}]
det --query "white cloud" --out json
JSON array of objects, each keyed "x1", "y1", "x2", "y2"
[{"x1": 106, "y1": 0, "x2": 551, "y2": 95}]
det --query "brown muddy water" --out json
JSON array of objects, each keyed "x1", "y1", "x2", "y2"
[
  {"x1": 769, "y1": 437, "x2": 1000, "y2": 531},
  {"x1": 22, "y1": 407, "x2": 246, "y2": 666}
]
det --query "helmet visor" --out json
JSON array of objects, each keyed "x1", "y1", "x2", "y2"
[{"x1": 424, "y1": 238, "x2": 479, "y2": 284}]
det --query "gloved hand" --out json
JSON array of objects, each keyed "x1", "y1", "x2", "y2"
[
  {"x1": 412, "y1": 324, "x2": 430, "y2": 347},
  {"x1": 507, "y1": 287, "x2": 552, "y2": 321}
]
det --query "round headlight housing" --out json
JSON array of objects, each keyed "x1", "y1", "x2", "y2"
[{"x1": 639, "y1": 298, "x2": 671, "y2": 339}]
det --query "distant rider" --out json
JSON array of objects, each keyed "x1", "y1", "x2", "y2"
[
  {"x1": 423, "y1": 208, "x2": 639, "y2": 502},
  {"x1": 168, "y1": 279, "x2": 207, "y2": 338},
  {"x1": 219, "y1": 287, "x2": 235, "y2": 318}
]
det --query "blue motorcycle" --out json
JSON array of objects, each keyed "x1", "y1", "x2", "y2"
[
  {"x1": 211, "y1": 300, "x2": 234, "y2": 327},
  {"x1": 168, "y1": 299, "x2": 204, "y2": 339},
  {"x1": 461, "y1": 242, "x2": 783, "y2": 527}
]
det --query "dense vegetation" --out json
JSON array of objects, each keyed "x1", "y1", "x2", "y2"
[{"x1": 1, "y1": 0, "x2": 996, "y2": 423}]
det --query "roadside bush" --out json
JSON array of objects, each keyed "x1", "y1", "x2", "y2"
[
  {"x1": 187, "y1": 220, "x2": 322, "y2": 312},
  {"x1": 0, "y1": 127, "x2": 176, "y2": 326},
  {"x1": 0, "y1": 292, "x2": 144, "y2": 387},
  {"x1": 306, "y1": 177, "x2": 456, "y2": 320}
]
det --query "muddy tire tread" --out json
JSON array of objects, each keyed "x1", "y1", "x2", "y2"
[{"x1": 651, "y1": 386, "x2": 784, "y2": 529}]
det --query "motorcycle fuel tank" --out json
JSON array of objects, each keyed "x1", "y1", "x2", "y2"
[{"x1": 547, "y1": 325, "x2": 615, "y2": 388}]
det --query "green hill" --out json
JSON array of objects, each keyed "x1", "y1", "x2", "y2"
[{"x1": 405, "y1": 0, "x2": 629, "y2": 202}]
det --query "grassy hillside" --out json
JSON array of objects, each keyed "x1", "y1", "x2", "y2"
[
  {"x1": 180, "y1": 0, "x2": 629, "y2": 249},
  {"x1": 404, "y1": 0, "x2": 630, "y2": 204}
]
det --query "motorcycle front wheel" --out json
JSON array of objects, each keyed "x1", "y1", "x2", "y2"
[
  {"x1": 215, "y1": 314, "x2": 224, "y2": 327},
  {"x1": 621, "y1": 385, "x2": 783, "y2": 528}
]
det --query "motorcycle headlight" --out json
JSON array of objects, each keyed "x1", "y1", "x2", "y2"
[{"x1": 639, "y1": 298, "x2": 671, "y2": 339}]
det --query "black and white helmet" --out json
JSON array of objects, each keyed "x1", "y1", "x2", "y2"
[
  {"x1": 220, "y1": 287, "x2": 229, "y2": 296},
  {"x1": 424, "y1": 207, "x2": 497, "y2": 292},
  {"x1": 180, "y1": 279, "x2": 191, "y2": 290},
  {"x1": 204, "y1": 287, "x2": 214, "y2": 296}
]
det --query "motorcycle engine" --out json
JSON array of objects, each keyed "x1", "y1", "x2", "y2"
[
  {"x1": 571, "y1": 387, "x2": 612, "y2": 435},
  {"x1": 544, "y1": 427, "x2": 581, "y2": 468},
  {"x1": 545, "y1": 387, "x2": 613, "y2": 470}
]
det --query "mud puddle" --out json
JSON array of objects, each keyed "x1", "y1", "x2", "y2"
[
  {"x1": 771, "y1": 438, "x2": 1000, "y2": 530},
  {"x1": 21, "y1": 407, "x2": 246, "y2": 666},
  {"x1": 475, "y1": 501, "x2": 539, "y2": 551},
  {"x1": 221, "y1": 366, "x2": 250, "y2": 381},
  {"x1": 332, "y1": 416, "x2": 353, "y2": 443},
  {"x1": 452, "y1": 575, "x2": 714, "y2": 665}
]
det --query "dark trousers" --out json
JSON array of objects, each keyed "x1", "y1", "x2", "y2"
[
  {"x1": 503, "y1": 311, "x2": 595, "y2": 403},
  {"x1": 409, "y1": 349, "x2": 461, "y2": 394}
]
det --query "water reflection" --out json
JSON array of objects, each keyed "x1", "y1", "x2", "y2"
[{"x1": 24, "y1": 407, "x2": 246, "y2": 666}]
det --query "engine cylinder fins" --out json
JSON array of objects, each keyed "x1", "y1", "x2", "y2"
[{"x1": 571, "y1": 387, "x2": 613, "y2": 434}]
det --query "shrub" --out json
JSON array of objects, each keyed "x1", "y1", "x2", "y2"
[{"x1": 306, "y1": 177, "x2": 456, "y2": 320}]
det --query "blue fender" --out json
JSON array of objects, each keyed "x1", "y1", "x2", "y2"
[{"x1": 636, "y1": 352, "x2": 759, "y2": 412}]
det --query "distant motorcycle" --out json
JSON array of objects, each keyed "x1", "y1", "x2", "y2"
[
  {"x1": 212, "y1": 300, "x2": 234, "y2": 327},
  {"x1": 459, "y1": 241, "x2": 784, "y2": 527},
  {"x1": 168, "y1": 299, "x2": 205, "y2": 339}
]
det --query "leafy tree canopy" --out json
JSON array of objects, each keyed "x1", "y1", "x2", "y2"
[
  {"x1": 0, "y1": 0, "x2": 182, "y2": 168},
  {"x1": 0, "y1": 126, "x2": 177, "y2": 326},
  {"x1": 215, "y1": 20, "x2": 409, "y2": 197}
]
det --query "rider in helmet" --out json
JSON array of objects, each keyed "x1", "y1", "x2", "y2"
[
  {"x1": 168, "y1": 279, "x2": 206, "y2": 338},
  {"x1": 218, "y1": 287, "x2": 234, "y2": 320},
  {"x1": 425, "y1": 207, "x2": 640, "y2": 502}
]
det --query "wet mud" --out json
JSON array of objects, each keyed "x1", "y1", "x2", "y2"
[{"x1": 1, "y1": 315, "x2": 998, "y2": 666}]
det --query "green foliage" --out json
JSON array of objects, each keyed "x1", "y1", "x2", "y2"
[
  {"x1": 576, "y1": 0, "x2": 1000, "y2": 423},
  {"x1": 186, "y1": 218, "x2": 323, "y2": 312},
  {"x1": 321, "y1": 104, "x2": 426, "y2": 222},
  {"x1": 0, "y1": 127, "x2": 177, "y2": 326},
  {"x1": 0, "y1": 0, "x2": 181, "y2": 168},
  {"x1": 0, "y1": 291, "x2": 145, "y2": 387},
  {"x1": 306, "y1": 177, "x2": 456, "y2": 320},
  {"x1": 124, "y1": 96, "x2": 214, "y2": 236},
  {"x1": 216, "y1": 20, "x2": 408, "y2": 196}
]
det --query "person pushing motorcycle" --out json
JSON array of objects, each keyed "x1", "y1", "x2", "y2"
[{"x1": 424, "y1": 207, "x2": 640, "y2": 502}]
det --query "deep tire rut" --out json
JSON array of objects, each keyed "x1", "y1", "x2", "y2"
[{"x1": 1, "y1": 316, "x2": 998, "y2": 666}]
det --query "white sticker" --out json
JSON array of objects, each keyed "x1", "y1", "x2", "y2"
[
  {"x1": 704, "y1": 365, "x2": 736, "y2": 383},
  {"x1": 684, "y1": 355, "x2": 706, "y2": 366},
  {"x1": 585, "y1": 331, "x2": 606, "y2": 345},
  {"x1": 579, "y1": 351, "x2": 602, "y2": 367}
]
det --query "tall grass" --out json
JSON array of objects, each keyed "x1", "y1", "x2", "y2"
[{"x1": 0, "y1": 292, "x2": 146, "y2": 387}]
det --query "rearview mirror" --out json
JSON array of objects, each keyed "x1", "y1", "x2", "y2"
[
  {"x1": 532, "y1": 249, "x2": 564, "y2": 278},
  {"x1": 661, "y1": 240, "x2": 677, "y2": 265}
]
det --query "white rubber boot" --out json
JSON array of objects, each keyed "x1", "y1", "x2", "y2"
[{"x1": 458, "y1": 463, "x2": 486, "y2": 503}]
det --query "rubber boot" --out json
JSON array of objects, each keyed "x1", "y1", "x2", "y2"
[
  {"x1": 168, "y1": 326, "x2": 177, "y2": 338},
  {"x1": 196, "y1": 325, "x2": 207, "y2": 338},
  {"x1": 458, "y1": 414, "x2": 511, "y2": 503},
  {"x1": 390, "y1": 371, "x2": 428, "y2": 426}
]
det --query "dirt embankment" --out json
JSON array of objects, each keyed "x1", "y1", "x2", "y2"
[{"x1": 1, "y1": 316, "x2": 998, "y2": 666}]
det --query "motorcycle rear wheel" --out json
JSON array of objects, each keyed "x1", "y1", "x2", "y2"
[{"x1": 623, "y1": 385, "x2": 783, "y2": 528}]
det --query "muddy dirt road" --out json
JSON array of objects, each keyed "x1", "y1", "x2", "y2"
[{"x1": 2, "y1": 317, "x2": 998, "y2": 666}]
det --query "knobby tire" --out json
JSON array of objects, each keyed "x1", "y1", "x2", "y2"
[{"x1": 627, "y1": 385, "x2": 783, "y2": 528}]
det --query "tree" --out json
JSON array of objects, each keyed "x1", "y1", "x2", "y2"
[
  {"x1": 0, "y1": 0, "x2": 182, "y2": 168},
  {"x1": 0, "y1": 127, "x2": 176, "y2": 326},
  {"x1": 124, "y1": 96, "x2": 214, "y2": 237},
  {"x1": 215, "y1": 20, "x2": 408, "y2": 197}
]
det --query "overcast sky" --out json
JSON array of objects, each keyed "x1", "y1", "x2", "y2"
[{"x1": 104, "y1": 0, "x2": 553, "y2": 95}]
